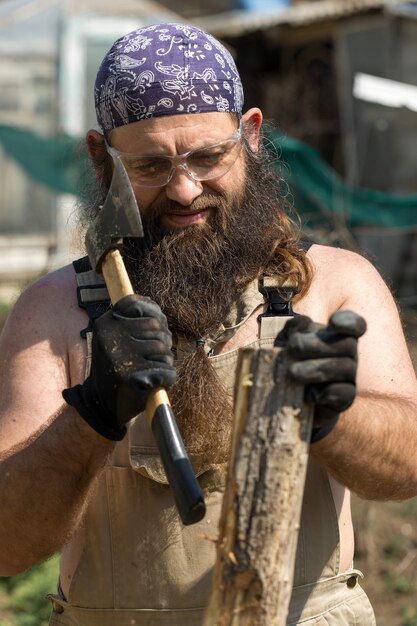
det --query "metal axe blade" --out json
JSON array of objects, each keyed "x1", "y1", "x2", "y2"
[{"x1": 85, "y1": 158, "x2": 144, "y2": 272}]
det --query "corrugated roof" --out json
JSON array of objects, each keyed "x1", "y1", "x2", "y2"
[
  {"x1": 0, "y1": 0, "x2": 185, "y2": 55},
  {"x1": 194, "y1": 0, "x2": 402, "y2": 37},
  {"x1": 0, "y1": 0, "x2": 183, "y2": 28},
  {"x1": 386, "y1": 1, "x2": 417, "y2": 18},
  {"x1": 65, "y1": 0, "x2": 182, "y2": 20}
]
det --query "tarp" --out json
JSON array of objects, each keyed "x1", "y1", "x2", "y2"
[
  {"x1": 269, "y1": 133, "x2": 417, "y2": 230},
  {"x1": 1, "y1": 124, "x2": 417, "y2": 229},
  {"x1": 0, "y1": 125, "x2": 82, "y2": 196}
]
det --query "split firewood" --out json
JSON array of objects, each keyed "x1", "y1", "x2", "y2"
[{"x1": 203, "y1": 346, "x2": 313, "y2": 626}]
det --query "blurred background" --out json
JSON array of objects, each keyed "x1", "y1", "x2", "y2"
[{"x1": 0, "y1": 1, "x2": 416, "y2": 625}]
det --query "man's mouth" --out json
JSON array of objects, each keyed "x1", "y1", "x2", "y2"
[{"x1": 162, "y1": 208, "x2": 211, "y2": 227}]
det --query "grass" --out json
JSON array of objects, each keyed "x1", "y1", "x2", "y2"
[
  {"x1": 0, "y1": 557, "x2": 59, "y2": 626},
  {"x1": 0, "y1": 302, "x2": 11, "y2": 329}
]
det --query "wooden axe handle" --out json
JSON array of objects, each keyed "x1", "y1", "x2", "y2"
[
  {"x1": 101, "y1": 249, "x2": 135, "y2": 302},
  {"x1": 101, "y1": 249, "x2": 206, "y2": 526}
]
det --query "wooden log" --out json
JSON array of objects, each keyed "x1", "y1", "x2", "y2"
[{"x1": 203, "y1": 346, "x2": 313, "y2": 626}]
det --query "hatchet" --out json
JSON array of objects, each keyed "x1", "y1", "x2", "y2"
[{"x1": 85, "y1": 158, "x2": 206, "y2": 525}]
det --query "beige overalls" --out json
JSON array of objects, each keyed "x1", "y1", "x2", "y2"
[{"x1": 48, "y1": 270, "x2": 376, "y2": 625}]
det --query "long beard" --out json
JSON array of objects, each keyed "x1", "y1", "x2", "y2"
[
  {"x1": 123, "y1": 178, "x2": 281, "y2": 337},
  {"x1": 120, "y1": 157, "x2": 289, "y2": 466}
]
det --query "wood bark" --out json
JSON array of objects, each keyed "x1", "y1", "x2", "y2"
[{"x1": 203, "y1": 346, "x2": 313, "y2": 626}]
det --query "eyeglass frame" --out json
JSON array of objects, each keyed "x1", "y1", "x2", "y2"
[{"x1": 103, "y1": 118, "x2": 243, "y2": 189}]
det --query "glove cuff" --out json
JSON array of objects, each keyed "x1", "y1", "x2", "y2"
[
  {"x1": 63, "y1": 384, "x2": 127, "y2": 442},
  {"x1": 310, "y1": 414, "x2": 339, "y2": 444}
]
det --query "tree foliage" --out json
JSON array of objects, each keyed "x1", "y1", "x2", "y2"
[{"x1": 0, "y1": 556, "x2": 59, "y2": 626}]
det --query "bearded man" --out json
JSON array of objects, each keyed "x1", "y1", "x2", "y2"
[{"x1": 0, "y1": 23, "x2": 417, "y2": 626}]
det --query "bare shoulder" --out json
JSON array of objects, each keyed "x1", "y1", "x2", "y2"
[
  {"x1": 307, "y1": 243, "x2": 386, "y2": 295},
  {"x1": 299, "y1": 244, "x2": 393, "y2": 319},
  {"x1": 307, "y1": 243, "x2": 370, "y2": 269},
  {"x1": 9, "y1": 262, "x2": 77, "y2": 313},
  {"x1": 0, "y1": 264, "x2": 88, "y2": 448},
  {"x1": 2, "y1": 264, "x2": 83, "y2": 352}
]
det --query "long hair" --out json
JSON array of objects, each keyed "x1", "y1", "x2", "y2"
[{"x1": 241, "y1": 119, "x2": 313, "y2": 299}]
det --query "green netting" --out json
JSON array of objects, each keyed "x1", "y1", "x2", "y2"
[
  {"x1": 1, "y1": 124, "x2": 417, "y2": 229},
  {"x1": 0, "y1": 125, "x2": 82, "y2": 196},
  {"x1": 268, "y1": 133, "x2": 417, "y2": 230}
]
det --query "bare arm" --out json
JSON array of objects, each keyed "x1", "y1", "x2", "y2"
[
  {"x1": 306, "y1": 247, "x2": 417, "y2": 500},
  {"x1": 312, "y1": 393, "x2": 417, "y2": 500},
  {"x1": 0, "y1": 268, "x2": 114, "y2": 575},
  {"x1": 0, "y1": 406, "x2": 113, "y2": 575}
]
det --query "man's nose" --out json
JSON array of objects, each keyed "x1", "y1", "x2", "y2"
[{"x1": 165, "y1": 167, "x2": 203, "y2": 206}]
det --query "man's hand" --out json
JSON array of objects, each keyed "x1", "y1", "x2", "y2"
[
  {"x1": 63, "y1": 294, "x2": 176, "y2": 441},
  {"x1": 275, "y1": 311, "x2": 366, "y2": 443}
]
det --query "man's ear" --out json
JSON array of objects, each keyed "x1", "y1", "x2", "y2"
[
  {"x1": 242, "y1": 108, "x2": 263, "y2": 152},
  {"x1": 85, "y1": 129, "x2": 107, "y2": 174}
]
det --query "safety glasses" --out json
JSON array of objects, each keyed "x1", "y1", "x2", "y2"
[{"x1": 105, "y1": 119, "x2": 243, "y2": 188}]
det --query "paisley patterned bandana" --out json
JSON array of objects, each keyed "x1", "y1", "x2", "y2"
[{"x1": 94, "y1": 23, "x2": 244, "y2": 132}]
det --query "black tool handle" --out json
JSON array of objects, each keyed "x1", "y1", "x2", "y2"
[{"x1": 148, "y1": 389, "x2": 206, "y2": 525}]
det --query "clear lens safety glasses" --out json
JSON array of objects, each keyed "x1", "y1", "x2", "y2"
[{"x1": 105, "y1": 120, "x2": 243, "y2": 188}]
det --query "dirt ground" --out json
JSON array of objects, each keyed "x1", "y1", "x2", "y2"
[{"x1": 353, "y1": 495, "x2": 417, "y2": 626}]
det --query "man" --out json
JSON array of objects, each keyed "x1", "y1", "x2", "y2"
[{"x1": 0, "y1": 22, "x2": 416, "y2": 626}]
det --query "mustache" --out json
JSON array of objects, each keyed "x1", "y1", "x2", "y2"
[{"x1": 144, "y1": 191, "x2": 228, "y2": 220}]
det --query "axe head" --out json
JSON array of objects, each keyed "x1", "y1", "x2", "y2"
[{"x1": 85, "y1": 158, "x2": 144, "y2": 272}]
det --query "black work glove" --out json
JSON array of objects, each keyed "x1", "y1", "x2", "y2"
[
  {"x1": 63, "y1": 294, "x2": 176, "y2": 441},
  {"x1": 275, "y1": 311, "x2": 366, "y2": 443}
]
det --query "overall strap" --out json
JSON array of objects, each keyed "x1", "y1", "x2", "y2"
[
  {"x1": 73, "y1": 257, "x2": 111, "y2": 338},
  {"x1": 256, "y1": 236, "x2": 312, "y2": 337},
  {"x1": 257, "y1": 275, "x2": 295, "y2": 339}
]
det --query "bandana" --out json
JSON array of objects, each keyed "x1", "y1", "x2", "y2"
[{"x1": 94, "y1": 23, "x2": 244, "y2": 132}]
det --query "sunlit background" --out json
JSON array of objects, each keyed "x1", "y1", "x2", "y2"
[{"x1": 0, "y1": 1, "x2": 417, "y2": 625}]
